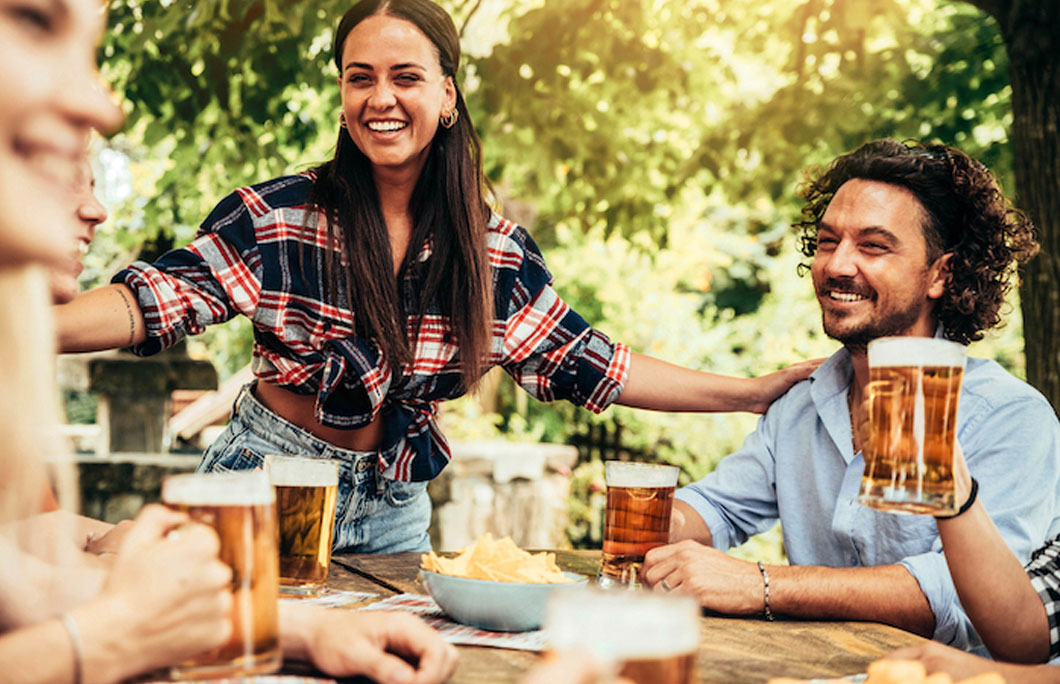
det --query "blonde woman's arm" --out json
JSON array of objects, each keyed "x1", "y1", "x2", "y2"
[{"x1": 0, "y1": 505, "x2": 233, "y2": 684}]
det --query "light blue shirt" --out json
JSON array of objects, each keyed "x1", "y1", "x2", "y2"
[{"x1": 677, "y1": 346, "x2": 1060, "y2": 649}]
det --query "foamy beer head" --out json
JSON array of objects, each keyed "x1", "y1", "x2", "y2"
[
  {"x1": 266, "y1": 454, "x2": 340, "y2": 488},
  {"x1": 604, "y1": 460, "x2": 680, "y2": 488},
  {"x1": 546, "y1": 588, "x2": 699, "y2": 684},
  {"x1": 265, "y1": 455, "x2": 340, "y2": 595},
  {"x1": 162, "y1": 470, "x2": 276, "y2": 508},
  {"x1": 868, "y1": 336, "x2": 967, "y2": 370},
  {"x1": 861, "y1": 336, "x2": 967, "y2": 515},
  {"x1": 162, "y1": 471, "x2": 281, "y2": 679}
]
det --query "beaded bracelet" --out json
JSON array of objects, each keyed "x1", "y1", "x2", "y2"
[{"x1": 757, "y1": 561, "x2": 775, "y2": 621}]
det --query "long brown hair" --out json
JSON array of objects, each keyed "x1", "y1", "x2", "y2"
[{"x1": 308, "y1": 0, "x2": 493, "y2": 390}]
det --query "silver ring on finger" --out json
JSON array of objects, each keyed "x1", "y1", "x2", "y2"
[{"x1": 660, "y1": 578, "x2": 673, "y2": 591}]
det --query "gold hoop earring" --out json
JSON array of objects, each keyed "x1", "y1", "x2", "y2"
[
  {"x1": 339, "y1": 112, "x2": 347, "y2": 129},
  {"x1": 440, "y1": 108, "x2": 458, "y2": 129}
]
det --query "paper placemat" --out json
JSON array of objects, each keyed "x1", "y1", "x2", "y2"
[{"x1": 360, "y1": 593, "x2": 548, "y2": 651}]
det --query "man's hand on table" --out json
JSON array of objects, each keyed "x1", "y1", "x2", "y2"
[
  {"x1": 280, "y1": 603, "x2": 458, "y2": 684},
  {"x1": 642, "y1": 540, "x2": 764, "y2": 615}
]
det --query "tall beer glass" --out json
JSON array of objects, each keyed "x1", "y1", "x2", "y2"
[
  {"x1": 265, "y1": 454, "x2": 339, "y2": 596},
  {"x1": 859, "y1": 336, "x2": 967, "y2": 514},
  {"x1": 545, "y1": 588, "x2": 699, "y2": 684},
  {"x1": 597, "y1": 461, "x2": 679, "y2": 588},
  {"x1": 162, "y1": 471, "x2": 281, "y2": 679}
]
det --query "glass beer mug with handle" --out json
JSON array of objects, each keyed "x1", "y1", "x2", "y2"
[
  {"x1": 265, "y1": 454, "x2": 340, "y2": 596},
  {"x1": 545, "y1": 587, "x2": 699, "y2": 684},
  {"x1": 859, "y1": 336, "x2": 967, "y2": 515},
  {"x1": 597, "y1": 461, "x2": 680, "y2": 589},
  {"x1": 161, "y1": 470, "x2": 281, "y2": 679}
]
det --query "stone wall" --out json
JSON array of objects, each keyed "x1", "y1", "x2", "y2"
[
  {"x1": 76, "y1": 453, "x2": 200, "y2": 523},
  {"x1": 75, "y1": 441, "x2": 579, "y2": 552},
  {"x1": 427, "y1": 440, "x2": 578, "y2": 551}
]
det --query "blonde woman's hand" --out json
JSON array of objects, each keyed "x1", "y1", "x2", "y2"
[{"x1": 74, "y1": 504, "x2": 233, "y2": 682}]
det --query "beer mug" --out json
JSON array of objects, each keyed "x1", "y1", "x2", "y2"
[
  {"x1": 597, "y1": 461, "x2": 679, "y2": 589},
  {"x1": 265, "y1": 454, "x2": 340, "y2": 596},
  {"x1": 545, "y1": 587, "x2": 699, "y2": 684},
  {"x1": 859, "y1": 336, "x2": 967, "y2": 514},
  {"x1": 162, "y1": 471, "x2": 281, "y2": 679}
]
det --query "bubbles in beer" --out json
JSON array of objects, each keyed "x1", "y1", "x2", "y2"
[
  {"x1": 265, "y1": 455, "x2": 340, "y2": 594},
  {"x1": 598, "y1": 462, "x2": 679, "y2": 588},
  {"x1": 860, "y1": 337, "x2": 967, "y2": 515},
  {"x1": 162, "y1": 472, "x2": 281, "y2": 679}
]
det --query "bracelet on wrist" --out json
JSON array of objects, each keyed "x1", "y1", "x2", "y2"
[
  {"x1": 757, "y1": 561, "x2": 775, "y2": 622},
  {"x1": 937, "y1": 477, "x2": 979, "y2": 520},
  {"x1": 60, "y1": 612, "x2": 84, "y2": 684}
]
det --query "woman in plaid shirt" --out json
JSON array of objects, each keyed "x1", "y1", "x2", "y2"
[
  {"x1": 888, "y1": 443, "x2": 1060, "y2": 680},
  {"x1": 56, "y1": 0, "x2": 817, "y2": 554}
]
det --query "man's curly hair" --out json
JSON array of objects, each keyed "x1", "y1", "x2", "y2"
[{"x1": 794, "y1": 139, "x2": 1039, "y2": 345}]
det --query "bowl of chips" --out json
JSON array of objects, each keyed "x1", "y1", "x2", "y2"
[{"x1": 420, "y1": 533, "x2": 588, "y2": 632}]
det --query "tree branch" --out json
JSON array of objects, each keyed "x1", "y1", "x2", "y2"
[{"x1": 459, "y1": 0, "x2": 485, "y2": 40}]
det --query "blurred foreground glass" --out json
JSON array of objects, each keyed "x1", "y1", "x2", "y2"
[
  {"x1": 859, "y1": 336, "x2": 967, "y2": 515},
  {"x1": 545, "y1": 588, "x2": 698, "y2": 684},
  {"x1": 162, "y1": 471, "x2": 281, "y2": 679},
  {"x1": 597, "y1": 461, "x2": 679, "y2": 589},
  {"x1": 265, "y1": 455, "x2": 339, "y2": 596}
]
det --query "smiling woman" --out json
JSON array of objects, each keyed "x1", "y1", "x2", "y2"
[
  {"x1": 55, "y1": 0, "x2": 819, "y2": 558},
  {"x1": 0, "y1": 0, "x2": 120, "y2": 530},
  {"x1": 0, "y1": 0, "x2": 120, "y2": 268}
]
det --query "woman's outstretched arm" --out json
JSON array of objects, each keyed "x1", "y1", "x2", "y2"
[
  {"x1": 55, "y1": 284, "x2": 146, "y2": 353},
  {"x1": 616, "y1": 352, "x2": 821, "y2": 414}
]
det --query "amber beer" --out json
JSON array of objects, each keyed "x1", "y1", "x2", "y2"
[
  {"x1": 162, "y1": 471, "x2": 281, "y2": 679},
  {"x1": 266, "y1": 455, "x2": 339, "y2": 595},
  {"x1": 545, "y1": 588, "x2": 699, "y2": 684},
  {"x1": 860, "y1": 337, "x2": 967, "y2": 514},
  {"x1": 597, "y1": 461, "x2": 679, "y2": 588}
]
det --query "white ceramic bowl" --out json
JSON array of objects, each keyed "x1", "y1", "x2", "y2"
[{"x1": 419, "y1": 569, "x2": 589, "y2": 632}]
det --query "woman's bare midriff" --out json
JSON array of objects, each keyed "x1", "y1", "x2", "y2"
[{"x1": 253, "y1": 381, "x2": 383, "y2": 452}]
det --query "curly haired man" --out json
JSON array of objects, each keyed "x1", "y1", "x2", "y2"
[{"x1": 641, "y1": 139, "x2": 1060, "y2": 653}]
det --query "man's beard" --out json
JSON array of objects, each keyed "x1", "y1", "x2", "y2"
[{"x1": 820, "y1": 280, "x2": 928, "y2": 354}]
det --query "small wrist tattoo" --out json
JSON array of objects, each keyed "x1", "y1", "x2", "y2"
[{"x1": 118, "y1": 289, "x2": 136, "y2": 347}]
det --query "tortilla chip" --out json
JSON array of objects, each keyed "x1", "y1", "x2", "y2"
[{"x1": 420, "y1": 533, "x2": 574, "y2": 584}]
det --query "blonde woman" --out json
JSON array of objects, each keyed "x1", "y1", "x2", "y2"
[{"x1": 0, "y1": 1, "x2": 456, "y2": 682}]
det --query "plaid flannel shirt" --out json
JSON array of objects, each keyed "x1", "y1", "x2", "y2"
[
  {"x1": 1026, "y1": 534, "x2": 1060, "y2": 659},
  {"x1": 114, "y1": 172, "x2": 630, "y2": 481}
]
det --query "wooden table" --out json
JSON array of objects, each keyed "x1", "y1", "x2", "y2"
[{"x1": 321, "y1": 551, "x2": 926, "y2": 684}]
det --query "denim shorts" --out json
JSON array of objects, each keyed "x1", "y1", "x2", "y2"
[{"x1": 196, "y1": 383, "x2": 431, "y2": 554}]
